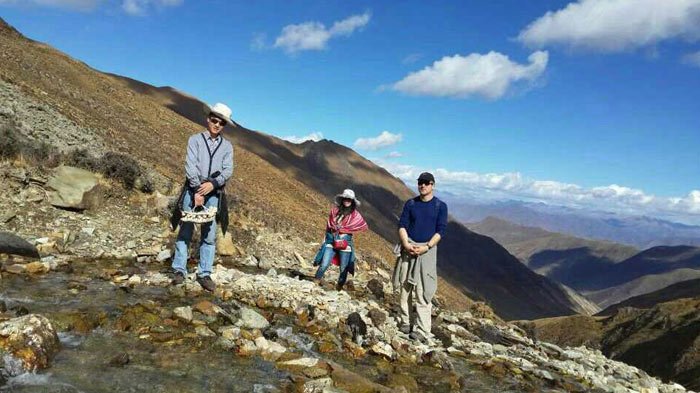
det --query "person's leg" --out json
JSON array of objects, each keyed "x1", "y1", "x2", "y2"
[
  {"x1": 337, "y1": 251, "x2": 352, "y2": 286},
  {"x1": 398, "y1": 259, "x2": 413, "y2": 330},
  {"x1": 172, "y1": 191, "x2": 194, "y2": 276},
  {"x1": 314, "y1": 246, "x2": 334, "y2": 279},
  {"x1": 197, "y1": 194, "x2": 218, "y2": 277},
  {"x1": 413, "y1": 274, "x2": 432, "y2": 339}
]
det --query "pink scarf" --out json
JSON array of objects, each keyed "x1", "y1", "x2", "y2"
[{"x1": 326, "y1": 205, "x2": 368, "y2": 234}]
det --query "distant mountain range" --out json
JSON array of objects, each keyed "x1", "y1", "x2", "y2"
[
  {"x1": 447, "y1": 198, "x2": 700, "y2": 249},
  {"x1": 469, "y1": 216, "x2": 700, "y2": 308}
]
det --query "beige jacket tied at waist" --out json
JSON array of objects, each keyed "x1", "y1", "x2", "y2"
[{"x1": 391, "y1": 238, "x2": 438, "y2": 304}]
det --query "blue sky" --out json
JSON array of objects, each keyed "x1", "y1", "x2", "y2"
[{"x1": 2, "y1": 0, "x2": 700, "y2": 223}]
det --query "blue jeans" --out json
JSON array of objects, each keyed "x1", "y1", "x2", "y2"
[
  {"x1": 315, "y1": 246, "x2": 352, "y2": 285},
  {"x1": 172, "y1": 190, "x2": 218, "y2": 278}
]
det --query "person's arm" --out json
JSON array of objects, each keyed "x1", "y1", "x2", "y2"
[
  {"x1": 185, "y1": 136, "x2": 201, "y2": 189},
  {"x1": 212, "y1": 142, "x2": 233, "y2": 189}
]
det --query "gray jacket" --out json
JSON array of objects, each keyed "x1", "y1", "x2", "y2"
[
  {"x1": 392, "y1": 239, "x2": 438, "y2": 304},
  {"x1": 185, "y1": 131, "x2": 234, "y2": 189}
]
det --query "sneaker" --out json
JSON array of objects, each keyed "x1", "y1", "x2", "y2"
[
  {"x1": 409, "y1": 331, "x2": 429, "y2": 344},
  {"x1": 196, "y1": 275, "x2": 216, "y2": 292},
  {"x1": 398, "y1": 324, "x2": 411, "y2": 334},
  {"x1": 171, "y1": 271, "x2": 185, "y2": 285}
]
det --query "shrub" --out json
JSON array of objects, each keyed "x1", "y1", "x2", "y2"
[
  {"x1": 65, "y1": 148, "x2": 100, "y2": 172},
  {"x1": 0, "y1": 122, "x2": 22, "y2": 160},
  {"x1": 99, "y1": 152, "x2": 142, "y2": 189}
]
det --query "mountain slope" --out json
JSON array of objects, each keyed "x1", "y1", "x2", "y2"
[
  {"x1": 519, "y1": 298, "x2": 700, "y2": 390},
  {"x1": 468, "y1": 216, "x2": 637, "y2": 289},
  {"x1": 598, "y1": 276, "x2": 700, "y2": 315},
  {"x1": 0, "y1": 17, "x2": 580, "y2": 320}
]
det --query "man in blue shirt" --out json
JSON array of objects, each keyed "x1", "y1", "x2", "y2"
[{"x1": 393, "y1": 172, "x2": 448, "y2": 343}]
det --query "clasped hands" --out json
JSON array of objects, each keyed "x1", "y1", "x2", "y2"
[
  {"x1": 403, "y1": 242, "x2": 429, "y2": 256},
  {"x1": 193, "y1": 181, "x2": 214, "y2": 207}
]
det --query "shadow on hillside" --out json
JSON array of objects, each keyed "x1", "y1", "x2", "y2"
[{"x1": 529, "y1": 247, "x2": 618, "y2": 291}]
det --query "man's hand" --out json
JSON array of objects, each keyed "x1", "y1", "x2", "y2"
[
  {"x1": 197, "y1": 182, "x2": 214, "y2": 196},
  {"x1": 194, "y1": 194, "x2": 204, "y2": 207}
]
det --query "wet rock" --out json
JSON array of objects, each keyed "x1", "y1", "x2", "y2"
[
  {"x1": 195, "y1": 325, "x2": 216, "y2": 337},
  {"x1": 108, "y1": 352, "x2": 130, "y2": 367},
  {"x1": 370, "y1": 342, "x2": 395, "y2": 360},
  {"x1": 0, "y1": 231, "x2": 40, "y2": 258},
  {"x1": 0, "y1": 314, "x2": 60, "y2": 373},
  {"x1": 4, "y1": 264, "x2": 26, "y2": 274},
  {"x1": 193, "y1": 300, "x2": 220, "y2": 317},
  {"x1": 421, "y1": 350, "x2": 453, "y2": 371},
  {"x1": 328, "y1": 361, "x2": 395, "y2": 393},
  {"x1": 24, "y1": 261, "x2": 49, "y2": 275},
  {"x1": 236, "y1": 307, "x2": 269, "y2": 330},
  {"x1": 46, "y1": 166, "x2": 102, "y2": 211},
  {"x1": 302, "y1": 377, "x2": 333, "y2": 393}
]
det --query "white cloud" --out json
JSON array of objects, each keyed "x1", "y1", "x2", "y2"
[
  {"x1": 282, "y1": 132, "x2": 324, "y2": 144},
  {"x1": 385, "y1": 151, "x2": 403, "y2": 158},
  {"x1": 518, "y1": 0, "x2": 700, "y2": 52},
  {"x1": 389, "y1": 51, "x2": 548, "y2": 100},
  {"x1": 122, "y1": 0, "x2": 182, "y2": 16},
  {"x1": 375, "y1": 160, "x2": 700, "y2": 223},
  {"x1": 273, "y1": 12, "x2": 370, "y2": 54},
  {"x1": 353, "y1": 131, "x2": 402, "y2": 151},
  {"x1": 682, "y1": 50, "x2": 700, "y2": 67},
  {"x1": 0, "y1": 0, "x2": 99, "y2": 10}
]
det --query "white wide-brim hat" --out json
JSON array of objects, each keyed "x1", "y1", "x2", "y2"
[
  {"x1": 335, "y1": 189, "x2": 361, "y2": 206},
  {"x1": 205, "y1": 102, "x2": 239, "y2": 127}
]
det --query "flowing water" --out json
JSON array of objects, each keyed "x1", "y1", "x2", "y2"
[{"x1": 0, "y1": 259, "x2": 534, "y2": 392}]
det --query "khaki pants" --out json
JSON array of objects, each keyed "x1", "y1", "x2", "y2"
[{"x1": 397, "y1": 260, "x2": 432, "y2": 338}]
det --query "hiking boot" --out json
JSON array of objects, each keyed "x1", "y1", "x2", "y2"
[
  {"x1": 398, "y1": 324, "x2": 411, "y2": 335},
  {"x1": 171, "y1": 271, "x2": 185, "y2": 285},
  {"x1": 196, "y1": 275, "x2": 216, "y2": 292},
  {"x1": 335, "y1": 282, "x2": 344, "y2": 291}
]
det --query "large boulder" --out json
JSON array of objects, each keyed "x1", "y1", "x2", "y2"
[
  {"x1": 0, "y1": 231, "x2": 39, "y2": 258},
  {"x1": 0, "y1": 314, "x2": 60, "y2": 374},
  {"x1": 46, "y1": 166, "x2": 102, "y2": 210}
]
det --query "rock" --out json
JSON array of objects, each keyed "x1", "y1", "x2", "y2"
[
  {"x1": 370, "y1": 342, "x2": 394, "y2": 359},
  {"x1": 0, "y1": 231, "x2": 40, "y2": 258},
  {"x1": 4, "y1": 264, "x2": 27, "y2": 274},
  {"x1": 108, "y1": 352, "x2": 130, "y2": 367},
  {"x1": 46, "y1": 166, "x2": 102, "y2": 211},
  {"x1": 236, "y1": 308, "x2": 270, "y2": 330},
  {"x1": 262, "y1": 341, "x2": 287, "y2": 361},
  {"x1": 173, "y1": 306, "x2": 193, "y2": 323},
  {"x1": 195, "y1": 326, "x2": 216, "y2": 337},
  {"x1": 367, "y1": 309, "x2": 386, "y2": 327},
  {"x1": 216, "y1": 230, "x2": 236, "y2": 256},
  {"x1": 193, "y1": 300, "x2": 220, "y2": 317},
  {"x1": 81, "y1": 227, "x2": 95, "y2": 236},
  {"x1": 219, "y1": 326, "x2": 241, "y2": 340},
  {"x1": 0, "y1": 314, "x2": 60, "y2": 373},
  {"x1": 156, "y1": 249, "x2": 171, "y2": 262},
  {"x1": 25, "y1": 261, "x2": 49, "y2": 274},
  {"x1": 280, "y1": 357, "x2": 319, "y2": 369},
  {"x1": 302, "y1": 377, "x2": 333, "y2": 393},
  {"x1": 328, "y1": 361, "x2": 395, "y2": 393},
  {"x1": 136, "y1": 247, "x2": 158, "y2": 256},
  {"x1": 366, "y1": 279, "x2": 385, "y2": 299}
]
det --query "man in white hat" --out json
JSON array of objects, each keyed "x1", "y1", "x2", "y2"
[{"x1": 169, "y1": 103, "x2": 235, "y2": 291}]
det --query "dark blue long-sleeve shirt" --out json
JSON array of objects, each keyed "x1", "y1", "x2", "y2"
[{"x1": 398, "y1": 196, "x2": 448, "y2": 242}]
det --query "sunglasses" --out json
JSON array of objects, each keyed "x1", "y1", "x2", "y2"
[
  {"x1": 418, "y1": 181, "x2": 433, "y2": 186},
  {"x1": 208, "y1": 116, "x2": 225, "y2": 126}
]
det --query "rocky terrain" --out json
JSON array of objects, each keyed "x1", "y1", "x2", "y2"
[{"x1": 0, "y1": 164, "x2": 693, "y2": 391}]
